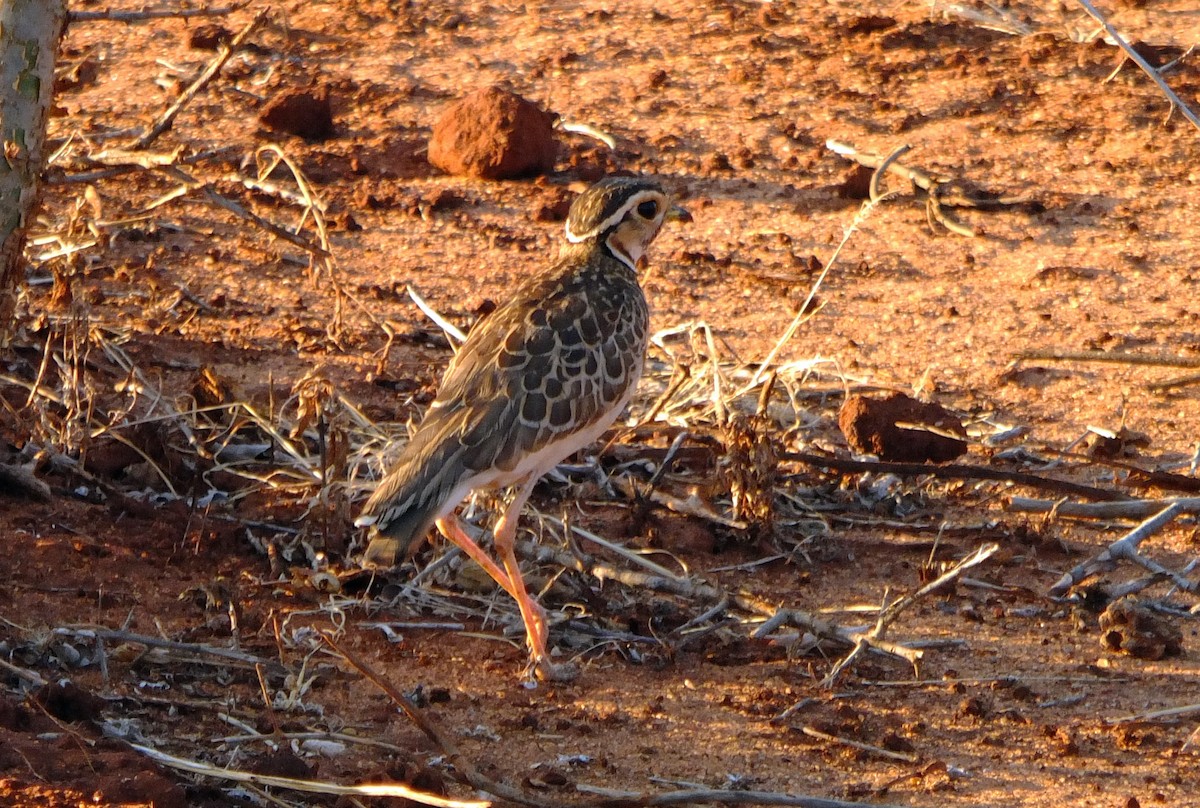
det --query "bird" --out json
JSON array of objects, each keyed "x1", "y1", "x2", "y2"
[{"x1": 355, "y1": 176, "x2": 690, "y2": 681}]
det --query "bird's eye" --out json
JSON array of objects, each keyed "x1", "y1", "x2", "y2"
[{"x1": 636, "y1": 200, "x2": 659, "y2": 219}]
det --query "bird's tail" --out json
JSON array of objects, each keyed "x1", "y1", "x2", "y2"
[{"x1": 355, "y1": 440, "x2": 466, "y2": 567}]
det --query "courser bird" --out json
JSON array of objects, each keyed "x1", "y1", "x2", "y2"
[{"x1": 356, "y1": 176, "x2": 690, "y2": 681}]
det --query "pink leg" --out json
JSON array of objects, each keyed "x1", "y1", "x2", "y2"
[
  {"x1": 435, "y1": 514, "x2": 519, "y2": 600},
  {"x1": 492, "y1": 478, "x2": 576, "y2": 682}
]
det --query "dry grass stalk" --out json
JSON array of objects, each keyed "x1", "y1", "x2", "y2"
[
  {"x1": 935, "y1": 2, "x2": 1034, "y2": 36},
  {"x1": 742, "y1": 179, "x2": 891, "y2": 393}
]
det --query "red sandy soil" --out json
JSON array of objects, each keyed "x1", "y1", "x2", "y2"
[{"x1": 4, "y1": 1, "x2": 1200, "y2": 806}]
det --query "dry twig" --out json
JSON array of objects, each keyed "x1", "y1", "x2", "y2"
[
  {"x1": 574, "y1": 784, "x2": 910, "y2": 808},
  {"x1": 786, "y1": 450, "x2": 1131, "y2": 502},
  {"x1": 1076, "y1": 0, "x2": 1200, "y2": 132},
  {"x1": 61, "y1": 628, "x2": 287, "y2": 674},
  {"x1": 822, "y1": 543, "x2": 998, "y2": 686},
  {"x1": 131, "y1": 742, "x2": 487, "y2": 808},
  {"x1": 68, "y1": 4, "x2": 247, "y2": 23},
  {"x1": 128, "y1": 9, "x2": 268, "y2": 150},
  {"x1": 1015, "y1": 347, "x2": 1200, "y2": 393},
  {"x1": 798, "y1": 725, "x2": 919, "y2": 763},
  {"x1": 1016, "y1": 348, "x2": 1200, "y2": 369},
  {"x1": 1110, "y1": 702, "x2": 1200, "y2": 725},
  {"x1": 1009, "y1": 496, "x2": 1200, "y2": 521},
  {"x1": 826, "y1": 139, "x2": 1034, "y2": 236},
  {"x1": 1048, "y1": 503, "x2": 1194, "y2": 597}
]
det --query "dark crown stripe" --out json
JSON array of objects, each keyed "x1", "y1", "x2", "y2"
[{"x1": 564, "y1": 178, "x2": 665, "y2": 243}]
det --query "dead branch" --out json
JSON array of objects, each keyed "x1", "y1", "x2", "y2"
[
  {"x1": 68, "y1": 4, "x2": 247, "y2": 23},
  {"x1": 61, "y1": 628, "x2": 287, "y2": 675},
  {"x1": 0, "y1": 657, "x2": 48, "y2": 687},
  {"x1": 575, "y1": 783, "x2": 911, "y2": 807},
  {"x1": 128, "y1": 8, "x2": 268, "y2": 150},
  {"x1": 45, "y1": 146, "x2": 236, "y2": 184},
  {"x1": 1150, "y1": 371, "x2": 1200, "y2": 393},
  {"x1": 517, "y1": 534, "x2": 924, "y2": 670},
  {"x1": 751, "y1": 606, "x2": 922, "y2": 667},
  {"x1": 611, "y1": 474, "x2": 749, "y2": 530},
  {"x1": 822, "y1": 544, "x2": 997, "y2": 686},
  {"x1": 879, "y1": 543, "x2": 998, "y2": 627},
  {"x1": 516, "y1": 537, "x2": 718, "y2": 600},
  {"x1": 1076, "y1": 0, "x2": 1200, "y2": 133},
  {"x1": 532, "y1": 513, "x2": 685, "y2": 580},
  {"x1": 785, "y1": 450, "x2": 1131, "y2": 502},
  {"x1": 0, "y1": 459, "x2": 52, "y2": 501},
  {"x1": 1039, "y1": 448, "x2": 1200, "y2": 494},
  {"x1": 530, "y1": 519, "x2": 922, "y2": 665},
  {"x1": 152, "y1": 164, "x2": 332, "y2": 258},
  {"x1": 1048, "y1": 504, "x2": 1185, "y2": 596},
  {"x1": 1008, "y1": 495, "x2": 1200, "y2": 520}
]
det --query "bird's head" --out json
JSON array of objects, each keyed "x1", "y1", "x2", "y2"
[{"x1": 563, "y1": 176, "x2": 691, "y2": 271}]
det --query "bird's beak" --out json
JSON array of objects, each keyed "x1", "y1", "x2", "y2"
[{"x1": 665, "y1": 204, "x2": 692, "y2": 224}]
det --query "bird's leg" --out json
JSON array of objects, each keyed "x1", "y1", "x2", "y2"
[
  {"x1": 492, "y1": 478, "x2": 577, "y2": 683},
  {"x1": 435, "y1": 514, "x2": 519, "y2": 601}
]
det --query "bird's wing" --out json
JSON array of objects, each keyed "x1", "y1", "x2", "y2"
[
  {"x1": 358, "y1": 258, "x2": 648, "y2": 549},
  {"x1": 427, "y1": 262, "x2": 649, "y2": 478}
]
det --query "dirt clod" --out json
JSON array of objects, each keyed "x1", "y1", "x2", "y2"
[
  {"x1": 836, "y1": 164, "x2": 873, "y2": 199},
  {"x1": 533, "y1": 187, "x2": 574, "y2": 222},
  {"x1": 33, "y1": 682, "x2": 105, "y2": 724},
  {"x1": 1099, "y1": 597, "x2": 1184, "y2": 660},
  {"x1": 838, "y1": 392, "x2": 967, "y2": 462},
  {"x1": 427, "y1": 86, "x2": 558, "y2": 179},
  {"x1": 250, "y1": 747, "x2": 315, "y2": 778},
  {"x1": 259, "y1": 86, "x2": 335, "y2": 141},
  {"x1": 188, "y1": 23, "x2": 232, "y2": 50}
]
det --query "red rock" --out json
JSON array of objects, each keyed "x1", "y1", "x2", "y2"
[
  {"x1": 838, "y1": 392, "x2": 967, "y2": 462},
  {"x1": 428, "y1": 86, "x2": 558, "y2": 179}
]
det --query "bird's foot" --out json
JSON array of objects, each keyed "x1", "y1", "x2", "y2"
[{"x1": 524, "y1": 656, "x2": 579, "y2": 684}]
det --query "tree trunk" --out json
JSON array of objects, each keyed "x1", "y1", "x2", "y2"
[{"x1": 0, "y1": 0, "x2": 67, "y2": 344}]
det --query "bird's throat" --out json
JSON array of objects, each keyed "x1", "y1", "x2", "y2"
[{"x1": 604, "y1": 232, "x2": 641, "y2": 271}]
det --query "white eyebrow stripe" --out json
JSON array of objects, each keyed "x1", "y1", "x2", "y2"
[{"x1": 564, "y1": 190, "x2": 662, "y2": 243}]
